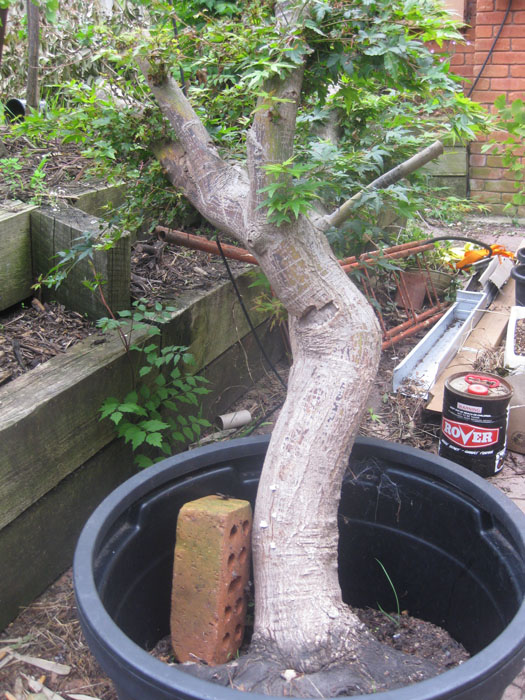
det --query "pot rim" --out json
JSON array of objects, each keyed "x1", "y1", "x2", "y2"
[{"x1": 74, "y1": 436, "x2": 525, "y2": 700}]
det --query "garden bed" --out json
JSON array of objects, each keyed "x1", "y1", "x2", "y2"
[{"x1": 0, "y1": 208, "x2": 281, "y2": 630}]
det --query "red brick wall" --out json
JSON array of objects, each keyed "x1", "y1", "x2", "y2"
[{"x1": 447, "y1": 0, "x2": 525, "y2": 213}]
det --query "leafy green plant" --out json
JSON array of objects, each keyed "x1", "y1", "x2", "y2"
[
  {"x1": 483, "y1": 96, "x2": 525, "y2": 215},
  {"x1": 28, "y1": 154, "x2": 49, "y2": 204},
  {"x1": 32, "y1": 228, "x2": 213, "y2": 469},
  {"x1": 0, "y1": 156, "x2": 23, "y2": 197},
  {"x1": 98, "y1": 300, "x2": 211, "y2": 468}
]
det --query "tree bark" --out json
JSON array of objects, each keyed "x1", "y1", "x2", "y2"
[
  {"x1": 26, "y1": 0, "x2": 40, "y2": 110},
  {"x1": 249, "y1": 221, "x2": 381, "y2": 670},
  {"x1": 0, "y1": 8, "x2": 8, "y2": 67}
]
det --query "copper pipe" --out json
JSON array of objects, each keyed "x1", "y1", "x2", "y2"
[
  {"x1": 156, "y1": 225, "x2": 447, "y2": 349},
  {"x1": 382, "y1": 310, "x2": 446, "y2": 348},
  {"x1": 156, "y1": 226, "x2": 438, "y2": 272},
  {"x1": 339, "y1": 239, "x2": 435, "y2": 267},
  {"x1": 341, "y1": 243, "x2": 436, "y2": 272},
  {"x1": 383, "y1": 303, "x2": 447, "y2": 338},
  {"x1": 156, "y1": 226, "x2": 257, "y2": 265}
]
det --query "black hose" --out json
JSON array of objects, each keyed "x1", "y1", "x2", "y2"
[
  {"x1": 424, "y1": 235, "x2": 493, "y2": 262},
  {"x1": 467, "y1": 0, "x2": 513, "y2": 98},
  {"x1": 215, "y1": 236, "x2": 287, "y2": 389}
]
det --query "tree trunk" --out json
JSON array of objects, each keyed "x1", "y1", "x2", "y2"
[
  {"x1": 138, "y1": 44, "x2": 381, "y2": 673},
  {"x1": 0, "y1": 8, "x2": 8, "y2": 67},
  {"x1": 26, "y1": 0, "x2": 40, "y2": 110},
  {"x1": 249, "y1": 220, "x2": 382, "y2": 670}
]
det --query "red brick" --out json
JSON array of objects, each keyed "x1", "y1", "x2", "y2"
[
  {"x1": 500, "y1": 24, "x2": 525, "y2": 37},
  {"x1": 470, "y1": 165, "x2": 505, "y2": 178},
  {"x1": 484, "y1": 179, "x2": 519, "y2": 192},
  {"x1": 492, "y1": 51, "x2": 525, "y2": 63},
  {"x1": 476, "y1": 10, "x2": 510, "y2": 23},
  {"x1": 171, "y1": 496, "x2": 252, "y2": 666},
  {"x1": 509, "y1": 91, "x2": 525, "y2": 101},
  {"x1": 471, "y1": 190, "x2": 503, "y2": 204},
  {"x1": 451, "y1": 53, "x2": 465, "y2": 65},
  {"x1": 470, "y1": 154, "x2": 487, "y2": 166},
  {"x1": 471, "y1": 77, "x2": 491, "y2": 90},
  {"x1": 511, "y1": 65, "x2": 525, "y2": 77},
  {"x1": 486, "y1": 154, "x2": 504, "y2": 167},
  {"x1": 479, "y1": 65, "x2": 509, "y2": 77},
  {"x1": 468, "y1": 90, "x2": 508, "y2": 103},
  {"x1": 476, "y1": 38, "x2": 510, "y2": 51},
  {"x1": 476, "y1": 25, "x2": 494, "y2": 36},
  {"x1": 502, "y1": 192, "x2": 525, "y2": 204},
  {"x1": 478, "y1": 0, "x2": 494, "y2": 9},
  {"x1": 495, "y1": 0, "x2": 512, "y2": 8},
  {"x1": 490, "y1": 77, "x2": 525, "y2": 91},
  {"x1": 511, "y1": 37, "x2": 525, "y2": 50},
  {"x1": 512, "y1": 10, "x2": 525, "y2": 22}
]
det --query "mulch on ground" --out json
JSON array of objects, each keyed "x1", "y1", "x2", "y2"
[
  {"x1": 0, "y1": 235, "x2": 249, "y2": 388},
  {"x1": 0, "y1": 300, "x2": 100, "y2": 386},
  {"x1": 0, "y1": 129, "x2": 99, "y2": 203}
]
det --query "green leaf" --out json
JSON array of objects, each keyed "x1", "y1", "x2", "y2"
[
  {"x1": 145, "y1": 432, "x2": 164, "y2": 447},
  {"x1": 135, "y1": 455, "x2": 154, "y2": 469},
  {"x1": 142, "y1": 419, "x2": 170, "y2": 432},
  {"x1": 119, "y1": 402, "x2": 148, "y2": 416},
  {"x1": 139, "y1": 365, "x2": 153, "y2": 377},
  {"x1": 130, "y1": 428, "x2": 147, "y2": 450},
  {"x1": 110, "y1": 411, "x2": 123, "y2": 426},
  {"x1": 99, "y1": 398, "x2": 120, "y2": 419}
]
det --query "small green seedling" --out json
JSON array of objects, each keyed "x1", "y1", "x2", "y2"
[{"x1": 375, "y1": 558, "x2": 401, "y2": 627}]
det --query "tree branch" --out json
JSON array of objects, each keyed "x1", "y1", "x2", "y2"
[
  {"x1": 321, "y1": 140, "x2": 444, "y2": 231},
  {"x1": 136, "y1": 57, "x2": 249, "y2": 238},
  {"x1": 245, "y1": 6, "x2": 306, "y2": 236}
]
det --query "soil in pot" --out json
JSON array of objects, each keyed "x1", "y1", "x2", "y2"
[
  {"x1": 515, "y1": 318, "x2": 525, "y2": 356},
  {"x1": 151, "y1": 597, "x2": 470, "y2": 697}
]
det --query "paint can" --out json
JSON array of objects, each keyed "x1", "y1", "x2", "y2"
[{"x1": 439, "y1": 372, "x2": 513, "y2": 477}]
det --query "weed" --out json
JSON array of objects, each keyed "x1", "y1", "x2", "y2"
[
  {"x1": 375, "y1": 558, "x2": 401, "y2": 627},
  {"x1": 98, "y1": 300, "x2": 212, "y2": 468}
]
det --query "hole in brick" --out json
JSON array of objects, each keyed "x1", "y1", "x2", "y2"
[
  {"x1": 235, "y1": 624, "x2": 243, "y2": 641},
  {"x1": 238, "y1": 547, "x2": 247, "y2": 564},
  {"x1": 229, "y1": 576, "x2": 241, "y2": 592},
  {"x1": 224, "y1": 605, "x2": 232, "y2": 622},
  {"x1": 227, "y1": 553, "x2": 235, "y2": 568},
  {"x1": 223, "y1": 632, "x2": 230, "y2": 645},
  {"x1": 242, "y1": 520, "x2": 250, "y2": 535},
  {"x1": 234, "y1": 596, "x2": 243, "y2": 614},
  {"x1": 230, "y1": 524, "x2": 238, "y2": 537}
]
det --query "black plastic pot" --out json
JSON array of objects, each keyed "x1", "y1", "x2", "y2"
[
  {"x1": 511, "y1": 263, "x2": 525, "y2": 306},
  {"x1": 74, "y1": 436, "x2": 525, "y2": 700},
  {"x1": 4, "y1": 97, "x2": 46, "y2": 122}
]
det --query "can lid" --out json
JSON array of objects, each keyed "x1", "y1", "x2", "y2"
[
  {"x1": 446, "y1": 371, "x2": 512, "y2": 399},
  {"x1": 467, "y1": 383, "x2": 489, "y2": 395}
]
